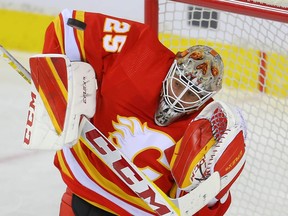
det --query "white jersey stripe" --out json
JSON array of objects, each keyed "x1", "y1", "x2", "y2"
[{"x1": 61, "y1": 9, "x2": 81, "y2": 61}]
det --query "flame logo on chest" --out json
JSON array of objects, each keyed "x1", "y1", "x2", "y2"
[{"x1": 108, "y1": 116, "x2": 176, "y2": 181}]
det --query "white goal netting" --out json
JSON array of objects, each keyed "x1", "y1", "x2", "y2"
[{"x1": 155, "y1": 0, "x2": 288, "y2": 215}]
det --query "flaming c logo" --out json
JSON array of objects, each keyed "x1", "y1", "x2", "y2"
[{"x1": 108, "y1": 116, "x2": 176, "y2": 182}]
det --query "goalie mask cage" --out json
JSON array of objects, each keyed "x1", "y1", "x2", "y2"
[{"x1": 144, "y1": 0, "x2": 288, "y2": 215}]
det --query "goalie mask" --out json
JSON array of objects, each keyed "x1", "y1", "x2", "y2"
[{"x1": 155, "y1": 45, "x2": 224, "y2": 126}]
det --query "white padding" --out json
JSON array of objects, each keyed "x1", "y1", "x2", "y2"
[
  {"x1": 65, "y1": 61, "x2": 97, "y2": 145},
  {"x1": 23, "y1": 55, "x2": 97, "y2": 150}
]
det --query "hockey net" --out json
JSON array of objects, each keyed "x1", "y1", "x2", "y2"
[{"x1": 145, "y1": 0, "x2": 288, "y2": 215}]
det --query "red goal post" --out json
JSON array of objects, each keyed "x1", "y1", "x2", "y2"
[
  {"x1": 144, "y1": 1, "x2": 288, "y2": 216},
  {"x1": 145, "y1": 0, "x2": 288, "y2": 32}
]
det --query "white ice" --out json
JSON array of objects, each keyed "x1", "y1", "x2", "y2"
[{"x1": 0, "y1": 51, "x2": 66, "y2": 216}]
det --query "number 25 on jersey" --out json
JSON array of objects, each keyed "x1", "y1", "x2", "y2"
[{"x1": 103, "y1": 18, "x2": 131, "y2": 52}]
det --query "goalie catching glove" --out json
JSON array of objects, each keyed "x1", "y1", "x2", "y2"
[
  {"x1": 23, "y1": 54, "x2": 97, "y2": 150},
  {"x1": 170, "y1": 101, "x2": 247, "y2": 212}
]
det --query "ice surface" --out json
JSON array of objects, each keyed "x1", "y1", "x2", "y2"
[{"x1": 0, "y1": 51, "x2": 66, "y2": 216}]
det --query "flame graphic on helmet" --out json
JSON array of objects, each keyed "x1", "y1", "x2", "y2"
[
  {"x1": 176, "y1": 45, "x2": 224, "y2": 92},
  {"x1": 154, "y1": 45, "x2": 224, "y2": 126}
]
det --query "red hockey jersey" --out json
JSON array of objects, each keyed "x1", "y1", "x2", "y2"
[{"x1": 42, "y1": 9, "x2": 229, "y2": 216}]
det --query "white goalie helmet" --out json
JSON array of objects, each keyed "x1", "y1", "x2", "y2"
[{"x1": 155, "y1": 45, "x2": 224, "y2": 126}]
